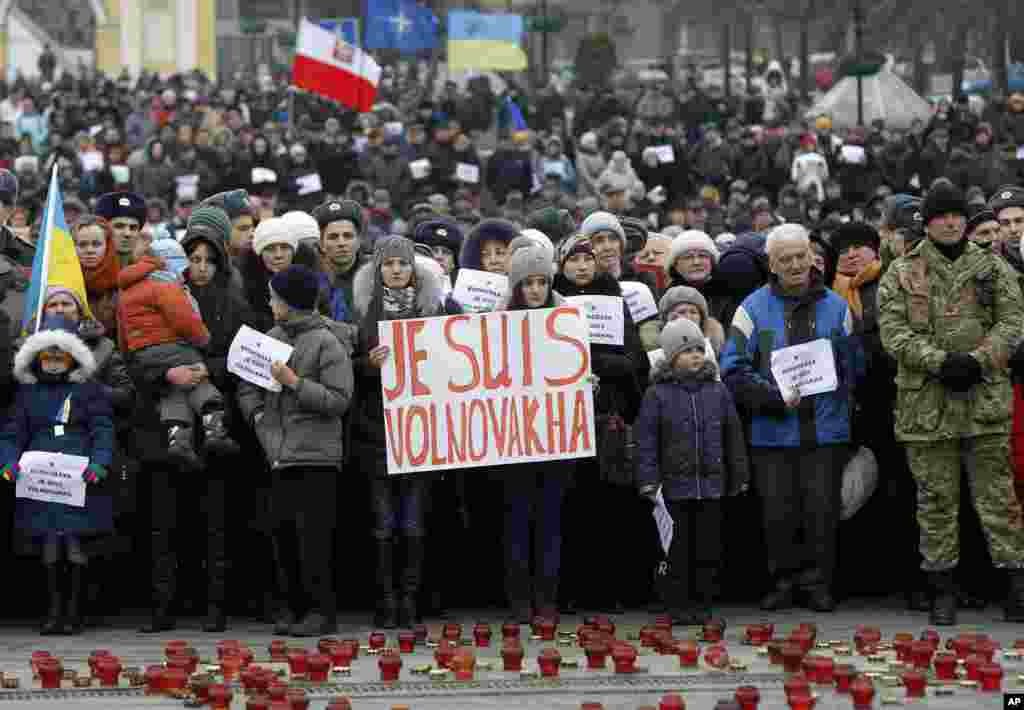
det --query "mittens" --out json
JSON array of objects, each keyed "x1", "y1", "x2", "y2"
[
  {"x1": 83, "y1": 463, "x2": 108, "y2": 484},
  {"x1": 939, "y1": 353, "x2": 983, "y2": 392},
  {"x1": 0, "y1": 463, "x2": 19, "y2": 482}
]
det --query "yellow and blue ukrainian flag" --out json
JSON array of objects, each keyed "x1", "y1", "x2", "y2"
[
  {"x1": 22, "y1": 166, "x2": 92, "y2": 335},
  {"x1": 447, "y1": 11, "x2": 527, "y2": 72}
]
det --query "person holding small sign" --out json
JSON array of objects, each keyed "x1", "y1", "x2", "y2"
[
  {"x1": 236, "y1": 265, "x2": 354, "y2": 637},
  {"x1": 349, "y1": 236, "x2": 449, "y2": 630},
  {"x1": 0, "y1": 314, "x2": 113, "y2": 635},
  {"x1": 554, "y1": 233, "x2": 649, "y2": 613},
  {"x1": 720, "y1": 223, "x2": 859, "y2": 613}
]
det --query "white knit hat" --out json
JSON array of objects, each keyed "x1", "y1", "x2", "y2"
[
  {"x1": 667, "y1": 230, "x2": 720, "y2": 273},
  {"x1": 280, "y1": 211, "x2": 320, "y2": 243},
  {"x1": 508, "y1": 228, "x2": 555, "y2": 276},
  {"x1": 580, "y1": 211, "x2": 625, "y2": 243},
  {"x1": 252, "y1": 217, "x2": 299, "y2": 256}
]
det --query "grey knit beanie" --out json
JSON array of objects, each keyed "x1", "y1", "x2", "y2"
[
  {"x1": 186, "y1": 205, "x2": 232, "y2": 246},
  {"x1": 580, "y1": 211, "x2": 626, "y2": 244},
  {"x1": 658, "y1": 318, "x2": 706, "y2": 363},
  {"x1": 658, "y1": 286, "x2": 709, "y2": 324},
  {"x1": 507, "y1": 244, "x2": 553, "y2": 295}
]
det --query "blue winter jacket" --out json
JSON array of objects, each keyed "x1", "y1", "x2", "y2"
[{"x1": 719, "y1": 274, "x2": 862, "y2": 448}]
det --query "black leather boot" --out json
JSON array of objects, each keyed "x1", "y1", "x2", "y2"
[
  {"x1": 374, "y1": 539, "x2": 398, "y2": 629},
  {"x1": 929, "y1": 570, "x2": 957, "y2": 626},
  {"x1": 398, "y1": 537, "x2": 424, "y2": 629},
  {"x1": 1005, "y1": 569, "x2": 1024, "y2": 622},
  {"x1": 201, "y1": 409, "x2": 242, "y2": 457},
  {"x1": 166, "y1": 421, "x2": 200, "y2": 472},
  {"x1": 139, "y1": 532, "x2": 176, "y2": 633},
  {"x1": 202, "y1": 525, "x2": 228, "y2": 632},
  {"x1": 65, "y1": 563, "x2": 84, "y2": 635},
  {"x1": 40, "y1": 564, "x2": 63, "y2": 636},
  {"x1": 760, "y1": 575, "x2": 795, "y2": 611},
  {"x1": 798, "y1": 568, "x2": 836, "y2": 613},
  {"x1": 693, "y1": 567, "x2": 718, "y2": 625}
]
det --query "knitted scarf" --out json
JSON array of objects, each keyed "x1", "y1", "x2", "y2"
[
  {"x1": 381, "y1": 285, "x2": 417, "y2": 318},
  {"x1": 832, "y1": 260, "x2": 881, "y2": 320}
]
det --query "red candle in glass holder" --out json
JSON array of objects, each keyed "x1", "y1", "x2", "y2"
[
  {"x1": 398, "y1": 631, "x2": 416, "y2": 654},
  {"x1": 413, "y1": 624, "x2": 428, "y2": 644},
  {"x1": 286, "y1": 649, "x2": 308, "y2": 676},
  {"x1": 307, "y1": 654, "x2": 330, "y2": 683},
  {"x1": 814, "y1": 656, "x2": 834, "y2": 685},
  {"x1": 369, "y1": 631, "x2": 387, "y2": 650},
  {"x1": 703, "y1": 620, "x2": 724, "y2": 642},
  {"x1": 789, "y1": 629, "x2": 814, "y2": 654},
  {"x1": 326, "y1": 699, "x2": 352, "y2": 710},
  {"x1": 746, "y1": 624, "x2": 771, "y2": 645},
  {"x1": 502, "y1": 622, "x2": 520, "y2": 640},
  {"x1": 919, "y1": 628, "x2": 940, "y2": 649},
  {"x1": 163, "y1": 668, "x2": 188, "y2": 693},
  {"x1": 781, "y1": 642, "x2": 805, "y2": 673},
  {"x1": 704, "y1": 644, "x2": 729, "y2": 669},
  {"x1": 893, "y1": 637, "x2": 912, "y2": 662},
  {"x1": 473, "y1": 623, "x2": 492, "y2": 647},
  {"x1": 660, "y1": 693, "x2": 685, "y2": 710},
  {"x1": 850, "y1": 676, "x2": 875, "y2": 710},
  {"x1": 87, "y1": 649, "x2": 112, "y2": 674},
  {"x1": 538, "y1": 648, "x2": 561, "y2": 678},
  {"x1": 443, "y1": 623, "x2": 462, "y2": 641},
  {"x1": 584, "y1": 640, "x2": 609, "y2": 669},
  {"x1": 329, "y1": 642, "x2": 354, "y2": 668},
  {"x1": 217, "y1": 640, "x2": 241, "y2": 658},
  {"x1": 901, "y1": 670, "x2": 926, "y2": 698},
  {"x1": 317, "y1": 638, "x2": 338, "y2": 655},
  {"x1": 973, "y1": 638, "x2": 998, "y2": 662},
  {"x1": 801, "y1": 656, "x2": 818, "y2": 682},
  {"x1": 502, "y1": 642, "x2": 524, "y2": 672},
  {"x1": 535, "y1": 618, "x2": 557, "y2": 641},
  {"x1": 341, "y1": 639, "x2": 360, "y2": 659},
  {"x1": 451, "y1": 649, "x2": 476, "y2": 681},
  {"x1": 654, "y1": 630, "x2": 675, "y2": 655},
  {"x1": 655, "y1": 614, "x2": 673, "y2": 630},
  {"x1": 639, "y1": 625, "x2": 660, "y2": 647},
  {"x1": 784, "y1": 675, "x2": 810, "y2": 700},
  {"x1": 612, "y1": 644, "x2": 638, "y2": 674},
  {"x1": 597, "y1": 619, "x2": 616, "y2": 637},
  {"x1": 143, "y1": 666, "x2": 164, "y2": 695},
  {"x1": 1015, "y1": 638, "x2": 1024, "y2": 651},
  {"x1": 786, "y1": 690, "x2": 815, "y2": 710},
  {"x1": 190, "y1": 676, "x2": 212, "y2": 704},
  {"x1": 164, "y1": 640, "x2": 188, "y2": 657},
  {"x1": 208, "y1": 683, "x2": 234, "y2": 710},
  {"x1": 735, "y1": 684, "x2": 760, "y2": 710},
  {"x1": 269, "y1": 640, "x2": 289, "y2": 662},
  {"x1": 675, "y1": 640, "x2": 699, "y2": 668},
  {"x1": 966, "y1": 653, "x2": 985, "y2": 680},
  {"x1": 435, "y1": 639, "x2": 456, "y2": 669},
  {"x1": 582, "y1": 704, "x2": 606, "y2": 710},
  {"x1": 288, "y1": 688, "x2": 310, "y2": 710},
  {"x1": 947, "y1": 634, "x2": 979, "y2": 659},
  {"x1": 242, "y1": 668, "x2": 267, "y2": 694},
  {"x1": 221, "y1": 653, "x2": 243, "y2": 682},
  {"x1": 37, "y1": 658, "x2": 62, "y2": 689},
  {"x1": 910, "y1": 640, "x2": 934, "y2": 669},
  {"x1": 933, "y1": 651, "x2": 957, "y2": 680},
  {"x1": 979, "y1": 662, "x2": 1004, "y2": 692},
  {"x1": 95, "y1": 657, "x2": 122, "y2": 687},
  {"x1": 378, "y1": 649, "x2": 402, "y2": 682},
  {"x1": 267, "y1": 681, "x2": 288, "y2": 701},
  {"x1": 833, "y1": 664, "x2": 855, "y2": 692},
  {"x1": 247, "y1": 697, "x2": 270, "y2": 710}
]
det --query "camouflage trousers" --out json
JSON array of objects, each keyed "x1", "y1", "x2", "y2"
[{"x1": 905, "y1": 435, "x2": 1024, "y2": 571}]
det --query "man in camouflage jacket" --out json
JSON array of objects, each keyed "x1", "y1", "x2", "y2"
[{"x1": 879, "y1": 180, "x2": 1024, "y2": 626}]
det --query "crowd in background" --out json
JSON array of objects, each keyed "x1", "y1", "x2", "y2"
[{"x1": 0, "y1": 59, "x2": 1023, "y2": 636}]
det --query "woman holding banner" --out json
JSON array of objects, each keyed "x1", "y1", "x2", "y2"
[
  {"x1": 350, "y1": 236, "x2": 448, "y2": 629},
  {"x1": 553, "y1": 233, "x2": 648, "y2": 613},
  {"x1": 496, "y1": 242, "x2": 568, "y2": 622}
]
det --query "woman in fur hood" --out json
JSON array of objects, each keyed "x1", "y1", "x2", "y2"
[
  {"x1": 350, "y1": 236, "x2": 450, "y2": 630},
  {"x1": 0, "y1": 314, "x2": 113, "y2": 635}
]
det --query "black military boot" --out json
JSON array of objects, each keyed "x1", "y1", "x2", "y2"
[
  {"x1": 40, "y1": 564, "x2": 63, "y2": 636},
  {"x1": 398, "y1": 537, "x2": 425, "y2": 628},
  {"x1": 760, "y1": 575, "x2": 795, "y2": 611},
  {"x1": 202, "y1": 525, "x2": 229, "y2": 632},
  {"x1": 693, "y1": 567, "x2": 719, "y2": 625},
  {"x1": 929, "y1": 571, "x2": 958, "y2": 626},
  {"x1": 374, "y1": 539, "x2": 398, "y2": 629},
  {"x1": 798, "y1": 568, "x2": 836, "y2": 613},
  {"x1": 65, "y1": 563, "x2": 84, "y2": 635},
  {"x1": 1005, "y1": 570, "x2": 1024, "y2": 622},
  {"x1": 139, "y1": 532, "x2": 177, "y2": 633}
]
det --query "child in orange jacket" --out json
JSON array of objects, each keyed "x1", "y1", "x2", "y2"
[{"x1": 117, "y1": 238, "x2": 239, "y2": 470}]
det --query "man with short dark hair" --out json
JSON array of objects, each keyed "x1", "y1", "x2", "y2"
[{"x1": 95, "y1": 191, "x2": 146, "y2": 266}]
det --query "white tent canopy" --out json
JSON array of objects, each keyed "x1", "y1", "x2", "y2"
[{"x1": 806, "y1": 71, "x2": 932, "y2": 131}]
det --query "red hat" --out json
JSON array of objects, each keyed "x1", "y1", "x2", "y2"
[{"x1": 800, "y1": 133, "x2": 817, "y2": 149}]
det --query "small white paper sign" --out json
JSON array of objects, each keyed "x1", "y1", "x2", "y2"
[
  {"x1": 451, "y1": 268, "x2": 508, "y2": 312},
  {"x1": 620, "y1": 281, "x2": 658, "y2": 323},
  {"x1": 16, "y1": 451, "x2": 88, "y2": 508},
  {"x1": 251, "y1": 167, "x2": 277, "y2": 184},
  {"x1": 654, "y1": 144, "x2": 675, "y2": 163},
  {"x1": 80, "y1": 151, "x2": 103, "y2": 172},
  {"x1": 89, "y1": 124, "x2": 104, "y2": 137},
  {"x1": 840, "y1": 145, "x2": 866, "y2": 164},
  {"x1": 648, "y1": 348, "x2": 665, "y2": 368},
  {"x1": 456, "y1": 162, "x2": 479, "y2": 184},
  {"x1": 542, "y1": 159, "x2": 567, "y2": 179},
  {"x1": 1017, "y1": 146, "x2": 1024, "y2": 161},
  {"x1": 566, "y1": 295, "x2": 625, "y2": 346},
  {"x1": 175, "y1": 174, "x2": 199, "y2": 201},
  {"x1": 384, "y1": 121, "x2": 404, "y2": 136},
  {"x1": 296, "y1": 173, "x2": 323, "y2": 196},
  {"x1": 410, "y1": 158, "x2": 431, "y2": 180},
  {"x1": 110, "y1": 164, "x2": 130, "y2": 184},
  {"x1": 653, "y1": 487, "x2": 674, "y2": 555},
  {"x1": 909, "y1": 173, "x2": 921, "y2": 189},
  {"x1": 770, "y1": 338, "x2": 838, "y2": 398},
  {"x1": 228, "y1": 325, "x2": 295, "y2": 393}
]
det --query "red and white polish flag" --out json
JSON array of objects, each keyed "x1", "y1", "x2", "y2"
[{"x1": 292, "y1": 18, "x2": 381, "y2": 112}]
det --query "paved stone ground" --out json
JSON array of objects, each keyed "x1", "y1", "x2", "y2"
[{"x1": 0, "y1": 599, "x2": 1021, "y2": 708}]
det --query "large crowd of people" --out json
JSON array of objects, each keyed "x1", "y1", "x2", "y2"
[{"x1": 0, "y1": 61, "x2": 1024, "y2": 637}]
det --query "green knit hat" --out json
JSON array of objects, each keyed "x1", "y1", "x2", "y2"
[{"x1": 186, "y1": 205, "x2": 232, "y2": 246}]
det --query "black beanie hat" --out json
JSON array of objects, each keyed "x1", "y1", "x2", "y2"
[
  {"x1": 312, "y1": 199, "x2": 364, "y2": 234},
  {"x1": 525, "y1": 206, "x2": 577, "y2": 244},
  {"x1": 831, "y1": 222, "x2": 881, "y2": 254},
  {"x1": 921, "y1": 180, "x2": 967, "y2": 225},
  {"x1": 269, "y1": 265, "x2": 320, "y2": 312}
]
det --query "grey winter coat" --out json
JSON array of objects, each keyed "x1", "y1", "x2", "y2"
[{"x1": 237, "y1": 314, "x2": 355, "y2": 471}]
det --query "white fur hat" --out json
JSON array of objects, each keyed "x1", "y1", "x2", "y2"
[
  {"x1": 252, "y1": 217, "x2": 299, "y2": 256},
  {"x1": 280, "y1": 211, "x2": 320, "y2": 243},
  {"x1": 667, "y1": 229, "x2": 720, "y2": 272}
]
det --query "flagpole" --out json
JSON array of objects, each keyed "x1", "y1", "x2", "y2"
[{"x1": 34, "y1": 165, "x2": 58, "y2": 333}]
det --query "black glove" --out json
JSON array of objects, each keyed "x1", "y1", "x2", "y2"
[
  {"x1": 1010, "y1": 343, "x2": 1024, "y2": 384},
  {"x1": 939, "y1": 353, "x2": 983, "y2": 392}
]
